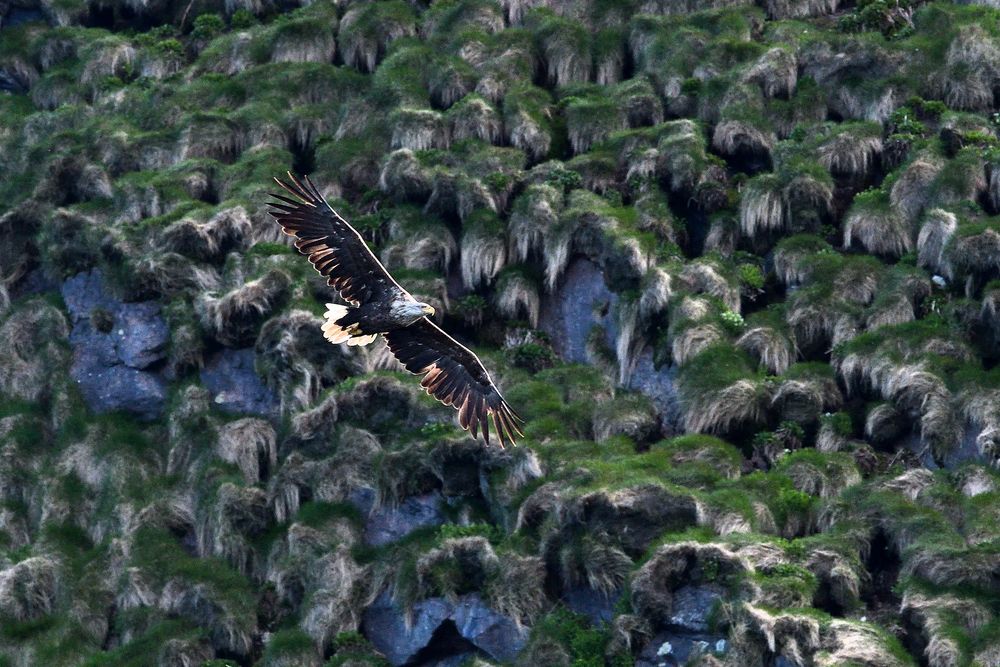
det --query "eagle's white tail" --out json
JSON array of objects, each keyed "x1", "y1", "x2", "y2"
[{"x1": 321, "y1": 303, "x2": 377, "y2": 346}]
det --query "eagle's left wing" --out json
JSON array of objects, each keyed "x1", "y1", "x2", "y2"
[
  {"x1": 384, "y1": 318, "x2": 524, "y2": 448},
  {"x1": 266, "y1": 172, "x2": 407, "y2": 306}
]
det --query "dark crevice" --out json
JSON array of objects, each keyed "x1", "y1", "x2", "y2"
[
  {"x1": 404, "y1": 620, "x2": 480, "y2": 667},
  {"x1": 290, "y1": 138, "x2": 316, "y2": 176},
  {"x1": 862, "y1": 528, "x2": 902, "y2": 618}
]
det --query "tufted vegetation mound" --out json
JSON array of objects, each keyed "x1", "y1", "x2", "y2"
[{"x1": 1, "y1": 0, "x2": 1000, "y2": 665}]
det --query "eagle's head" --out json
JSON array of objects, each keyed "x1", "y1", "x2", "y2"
[{"x1": 395, "y1": 299, "x2": 435, "y2": 324}]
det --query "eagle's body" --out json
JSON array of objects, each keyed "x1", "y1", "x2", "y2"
[
  {"x1": 322, "y1": 298, "x2": 429, "y2": 346},
  {"x1": 267, "y1": 172, "x2": 523, "y2": 447}
]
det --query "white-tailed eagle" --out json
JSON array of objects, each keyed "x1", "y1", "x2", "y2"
[{"x1": 267, "y1": 172, "x2": 523, "y2": 447}]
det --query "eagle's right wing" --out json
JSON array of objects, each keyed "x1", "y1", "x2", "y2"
[
  {"x1": 266, "y1": 172, "x2": 406, "y2": 306},
  {"x1": 384, "y1": 317, "x2": 524, "y2": 448}
]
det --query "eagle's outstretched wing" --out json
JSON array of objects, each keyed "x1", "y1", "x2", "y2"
[
  {"x1": 266, "y1": 172, "x2": 406, "y2": 305},
  {"x1": 385, "y1": 318, "x2": 524, "y2": 448}
]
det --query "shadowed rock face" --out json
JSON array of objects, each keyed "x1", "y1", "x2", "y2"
[
  {"x1": 361, "y1": 490, "x2": 445, "y2": 547},
  {"x1": 362, "y1": 590, "x2": 528, "y2": 666},
  {"x1": 199, "y1": 348, "x2": 279, "y2": 419},
  {"x1": 540, "y1": 258, "x2": 615, "y2": 365},
  {"x1": 541, "y1": 257, "x2": 682, "y2": 430},
  {"x1": 62, "y1": 269, "x2": 168, "y2": 419}
]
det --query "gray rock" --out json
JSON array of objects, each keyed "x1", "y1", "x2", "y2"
[
  {"x1": 636, "y1": 630, "x2": 727, "y2": 667},
  {"x1": 70, "y1": 358, "x2": 168, "y2": 419},
  {"x1": 452, "y1": 593, "x2": 528, "y2": 662},
  {"x1": 363, "y1": 491, "x2": 444, "y2": 547},
  {"x1": 62, "y1": 270, "x2": 169, "y2": 419},
  {"x1": 362, "y1": 590, "x2": 528, "y2": 666},
  {"x1": 564, "y1": 587, "x2": 619, "y2": 625},
  {"x1": 199, "y1": 348, "x2": 279, "y2": 418},
  {"x1": 669, "y1": 585, "x2": 724, "y2": 633},
  {"x1": 902, "y1": 422, "x2": 996, "y2": 470},
  {"x1": 112, "y1": 302, "x2": 169, "y2": 369},
  {"x1": 540, "y1": 258, "x2": 681, "y2": 431},
  {"x1": 363, "y1": 591, "x2": 453, "y2": 666},
  {"x1": 627, "y1": 349, "x2": 682, "y2": 433},
  {"x1": 540, "y1": 258, "x2": 616, "y2": 365},
  {"x1": 62, "y1": 269, "x2": 117, "y2": 320}
]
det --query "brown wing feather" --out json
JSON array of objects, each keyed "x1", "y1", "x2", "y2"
[
  {"x1": 384, "y1": 318, "x2": 524, "y2": 448},
  {"x1": 266, "y1": 172, "x2": 407, "y2": 306}
]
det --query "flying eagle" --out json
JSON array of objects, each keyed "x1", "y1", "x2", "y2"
[{"x1": 267, "y1": 172, "x2": 524, "y2": 447}]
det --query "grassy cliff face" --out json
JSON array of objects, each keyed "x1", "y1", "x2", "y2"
[{"x1": 1, "y1": 0, "x2": 1000, "y2": 665}]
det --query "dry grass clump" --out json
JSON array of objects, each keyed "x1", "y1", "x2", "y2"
[
  {"x1": 447, "y1": 95, "x2": 503, "y2": 144},
  {"x1": 763, "y1": 0, "x2": 840, "y2": 18},
  {"x1": 381, "y1": 208, "x2": 456, "y2": 273},
  {"x1": 772, "y1": 234, "x2": 833, "y2": 286},
  {"x1": 495, "y1": 269, "x2": 541, "y2": 327},
  {"x1": 744, "y1": 47, "x2": 797, "y2": 99},
  {"x1": 557, "y1": 535, "x2": 633, "y2": 599},
  {"x1": 836, "y1": 329, "x2": 968, "y2": 458},
  {"x1": 771, "y1": 369, "x2": 843, "y2": 424},
  {"x1": 843, "y1": 191, "x2": 912, "y2": 257},
  {"x1": 409, "y1": 536, "x2": 546, "y2": 626},
  {"x1": 203, "y1": 481, "x2": 269, "y2": 575},
  {"x1": 737, "y1": 322, "x2": 795, "y2": 375},
  {"x1": 0, "y1": 556, "x2": 59, "y2": 622},
  {"x1": 378, "y1": 149, "x2": 434, "y2": 202},
  {"x1": 460, "y1": 210, "x2": 507, "y2": 289},
  {"x1": 256, "y1": 309, "x2": 361, "y2": 413},
  {"x1": 288, "y1": 391, "x2": 339, "y2": 444},
  {"x1": 740, "y1": 174, "x2": 785, "y2": 237},
  {"x1": 631, "y1": 542, "x2": 749, "y2": 627},
  {"x1": 216, "y1": 418, "x2": 277, "y2": 485},
  {"x1": 712, "y1": 119, "x2": 776, "y2": 165},
  {"x1": 931, "y1": 25, "x2": 1000, "y2": 111},
  {"x1": 916, "y1": 208, "x2": 957, "y2": 279},
  {"x1": 592, "y1": 392, "x2": 659, "y2": 443},
  {"x1": 390, "y1": 108, "x2": 449, "y2": 151},
  {"x1": 0, "y1": 300, "x2": 70, "y2": 402},
  {"x1": 196, "y1": 269, "x2": 290, "y2": 347},
  {"x1": 541, "y1": 485, "x2": 698, "y2": 559},
  {"x1": 890, "y1": 155, "x2": 944, "y2": 223},
  {"x1": 736, "y1": 605, "x2": 822, "y2": 666},
  {"x1": 816, "y1": 619, "x2": 909, "y2": 667},
  {"x1": 803, "y1": 549, "x2": 861, "y2": 612},
  {"x1": 677, "y1": 260, "x2": 740, "y2": 312},
  {"x1": 677, "y1": 345, "x2": 770, "y2": 434},
  {"x1": 159, "y1": 207, "x2": 253, "y2": 262},
  {"x1": 338, "y1": 1, "x2": 417, "y2": 73},
  {"x1": 564, "y1": 95, "x2": 627, "y2": 155},
  {"x1": 508, "y1": 183, "x2": 562, "y2": 264},
  {"x1": 902, "y1": 591, "x2": 992, "y2": 667},
  {"x1": 178, "y1": 114, "x2": 246, "y2": 163},
  {"x1": 817, "y1": 123, "x2": 883, "y2": 179},
  {"x1": 947, "y1": 223, "x2": 1000, "y2": 281},
  {"x1": 531, "y1": 12, "x2": 591, "y2": 87}
]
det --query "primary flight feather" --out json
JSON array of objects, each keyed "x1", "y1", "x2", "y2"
[{"x1": 266, "y1": 172, "x2": 524, "y2": 448}]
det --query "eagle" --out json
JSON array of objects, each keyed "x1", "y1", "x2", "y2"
[{"x1": 267, "y1": 172, "x2": 524, "y2": 448}]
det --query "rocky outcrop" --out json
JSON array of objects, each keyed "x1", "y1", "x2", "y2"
[
  {"x1": 362, "y1": 590, "x2": 528, "y2": 666},
  {"x1": 62, "y1": 269, "x2": 168, "y2": 419},
  {"x1": 361, "y1": 490, "x2": 445, "y2": 547},
  {"x1": 200, "y1": 348, "x2": 279, "y2": 419}
]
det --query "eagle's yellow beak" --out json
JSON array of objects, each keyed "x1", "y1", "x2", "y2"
[{"x1": 421, "y1": 304, "x2": 436, "y2": 316}]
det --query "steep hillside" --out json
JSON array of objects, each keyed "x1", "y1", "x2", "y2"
[{"x1": 1, "y1": 0, "x2": 1000, "y2": 665}]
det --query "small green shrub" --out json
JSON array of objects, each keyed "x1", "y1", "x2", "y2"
[
  {"x1": 720, "y1": 309, "x2": 745, "y2": 334},
  {"x1": 191, "y1": 13, "x2": 225, "y2": 40},
  {"x1": 738, "y1": 264, "x2": 765, "y2": 292},
  {"x1": 511, "y1": 343, "x2": 556, "y2": 373},
  {"x1": 230, "y1": 9, "x2": 257, "y2": 29}
]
